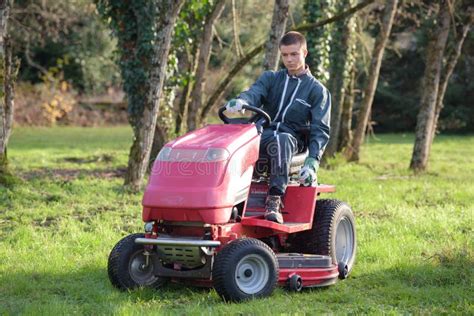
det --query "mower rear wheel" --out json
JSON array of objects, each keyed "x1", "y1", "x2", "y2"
[
  {"x1": 108, "y1": 233, "x2": 167, "y2": 290},
  {"x1": 289, "y1": 199, "x2": 356, "y2": 277},
  {"x1": 213, "y1": 238, "x2": 278, "y2": 302}
]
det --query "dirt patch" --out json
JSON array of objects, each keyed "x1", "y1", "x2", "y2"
[
  {"x1": 375, "y1": 174, "x2": 412, "y2": 180},
  {"x1": 356, "y1": 210, "x2": 391, "y2": 220},
  {"x1": 32, "y1": 216, "x2": 58, "y2": 228},
  {"x1": 21, "y1": 168, "x2": 127, "y2": 181},
  {"x1": 60, "y1": 154, "x2": 115, "y2": 164}
]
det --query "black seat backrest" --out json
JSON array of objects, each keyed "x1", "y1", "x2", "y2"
[{"x1": 297, "y1": 126, "x2": 310, "y2": 153}]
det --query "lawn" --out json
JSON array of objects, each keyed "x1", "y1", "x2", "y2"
[{"x1": 1, "y1": 127, "x2": 473, "y2": 314}]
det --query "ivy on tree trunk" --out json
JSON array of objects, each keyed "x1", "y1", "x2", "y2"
[
  {"x1": 98, "y1": 0, "x2": 184, "y2": 191},
  {"x1": 339, "y1": 63, "x2": 356, "y2": 150},
  {"x1": 125, "y1": 1, "x2": 184, "y2": 191},
  {"x1": 325, "y1": 0, "x2": 356, "y2": 158},
  {"x1": 304, "y1": 0, "x2": 334, "y2": 86}
]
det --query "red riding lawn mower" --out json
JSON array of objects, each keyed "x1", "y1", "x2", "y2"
[{"x1": 108, "y1": 105, "x2": 357, "y2": 302}]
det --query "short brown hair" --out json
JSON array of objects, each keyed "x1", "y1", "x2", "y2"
[{"x1": 279, "y1": 31, "x2": 307, "y2": 49}]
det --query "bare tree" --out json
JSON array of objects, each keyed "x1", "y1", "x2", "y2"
[
  {"x1": 231, "y1": 0, "x2": 244, "y2": 58},
  {"x1": 263, "y1": 0, "x2": 289, "y2": 71},
  {"x1": 0, "y1": 0, "x2": 18, "y2": 180},
  {"x1": 346, "y1": 0, "x2": 398, "y2": 162},
  {"x1": 429, "y1": 11, "x2": 472, "y2": 152},
  {"x1": 124, "y1": 0, "x2": 184, "y2": 191},
  {"x1": 186, "y1": 0, "x2": 226, "y2": 131},
  {"x1": 409, "y1": 1, "x2": 451, "y2": 172},
  {"x1": 174, "y1": 40, "x2": 199, "y2": 135}
]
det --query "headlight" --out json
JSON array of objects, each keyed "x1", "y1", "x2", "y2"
[
  {"x1": 156, "y1": 147, "x2": 172, "y2": 161},
  {"x1": 205, "y1": 148, "x2": 229, "y2": 161},
  {"x1": 144, "y1": 222, "x2": 154, "y2": 233},
  {"x1": 156, "y1": 147, "x2": 229, "y2": 162}
]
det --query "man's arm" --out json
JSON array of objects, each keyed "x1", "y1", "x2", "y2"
[
  {"x1": 308, "y1": 86, "x2": 331, "y2": 162},
  {"x1": 236, "y1": 71, "x2": 275, "y2": 107}
]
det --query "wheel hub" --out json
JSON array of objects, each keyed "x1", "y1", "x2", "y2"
[
  {"x1": 335, "y1": 216, "x2": 355, "y2": 265},
  {"x1": 129, "y1": 250, "x2": 158, "y2": 285},
  {"x1": 234, "y1": 254, "x2": 270, "y2": 294}
]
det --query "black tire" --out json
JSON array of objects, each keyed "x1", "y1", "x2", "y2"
[
  {"x1": 108, "y1": 233, "x2": 167, "y2": 290},
  {"x1": 288, "y1": 274, "x2": 303, "y2": 292},
  {"x1": 213, "y1": 238, "x2": 279, "y2": 302},
  {"x1": 288, "y1": 199, "x2": 357, "y2": 276}
]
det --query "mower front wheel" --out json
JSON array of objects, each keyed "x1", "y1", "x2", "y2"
[
  {"x1": 213, "y1": 238, "x2": 279, "y2": 302},
  {"x1": 108, "y1": 233, "x2": 167, "y2": 290}
]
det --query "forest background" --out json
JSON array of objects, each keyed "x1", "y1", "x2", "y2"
[
  {"x1": 9, "y1": 0, "x2": 473, "y2": 133},
  {"x1": 2, "y1": 0, "x2": 473, "y2": 190}
]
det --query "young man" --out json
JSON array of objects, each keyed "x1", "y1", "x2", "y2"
[{"x1": 226, "y1": 31, "x2": 331, "y2": 224}]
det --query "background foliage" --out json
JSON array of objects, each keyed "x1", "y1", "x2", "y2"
[{"x1": 10, "y1": 0, "x2": 473, "y2": 132}]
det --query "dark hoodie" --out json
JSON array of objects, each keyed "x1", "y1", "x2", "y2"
[{"x1": 237, "y1": 68, "x2": 331, "y2": 161}]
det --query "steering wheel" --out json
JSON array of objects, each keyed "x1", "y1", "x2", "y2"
[{"x1": 218, "y1": 104, "x2": 271, "y2": 129}]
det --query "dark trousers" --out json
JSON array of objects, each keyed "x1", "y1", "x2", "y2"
[{"x1": 257, "y1": 128, "x2": 298, "y2": 196}]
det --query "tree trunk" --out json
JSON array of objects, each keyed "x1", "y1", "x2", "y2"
[
  {"x1": 149, "y1": 123, "x2": 168, "y2": 169},
  {"x1": 175, "y1": 79, "x2": 190, "y2": 135},
  {"x1": 231, "y1": 0, "x2": 244, "y2": 58},
  {"x1": 347, "y1": 0, "x2": 398, "y2": 162},
  {"x1": 325, "y1": 0, "x2": 356, "y2": 157},
  {"x1": 186, "y1": 0, "x2": 225, "y2": 131},
  {"x1": 199, "y1": 0, "x2": 375, "y2": 123},
  {"x1": 409, "y1": 1, "x2": 451, "y2": 172},
  {"x1": 429, "y1": 20, "x2": 471, "y2": 151},
  {"x1": 0, "y1": 0, "x2": 12, "y2": 176},
  {"x1": 263, "y1": 0, "x2": 289, "y2": 71},
  {"x1": 124, "y1": 0, "x2": 184, "y2": 191},
  {"x1": 150, "y1": 84, "x2": 177, "y2": 169},
  {"x1": 339, "y1": 64, "x2": 356, "y2": 150},
  {"x1": 174, "y1": 44, "x2": 199, "y2": 135}
]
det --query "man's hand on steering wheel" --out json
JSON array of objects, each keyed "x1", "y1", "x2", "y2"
[
  {"x1": 219, "y1": 103, "x2": 272, "y2": 129},
  {"x1": 225, "y1": 99, "x2": 247, "y2": 113}
]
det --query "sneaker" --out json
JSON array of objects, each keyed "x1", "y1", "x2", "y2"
[{"x1": 264, "y1": 195, "x2": 284, "y2": 224}]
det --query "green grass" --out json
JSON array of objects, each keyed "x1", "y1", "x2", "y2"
[{"x1": 1, "y1": 127, "x2": 473, "y2": 314}]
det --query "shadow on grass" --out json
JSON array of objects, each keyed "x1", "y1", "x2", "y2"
[
  {"x1": 2, "y1": 249, "x2": 472, "y2": 314},
  {"x1": 340, "y1": 255, "x2": 473, "y2": 312},
  {"x1": 0, "y1": 266, "x2": 220, "y2": 314}
]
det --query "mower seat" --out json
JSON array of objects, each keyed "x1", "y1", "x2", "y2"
[{"x1": 289, "y1": 149, "x2": 308, "y2": 175}]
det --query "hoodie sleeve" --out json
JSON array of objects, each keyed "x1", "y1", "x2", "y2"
[
  {"x1": 309, "y1": 85, "x2": 331, "y2": 161},
  {"x1": 237, "y1": 71, "x2": 274, "y2": 107}
]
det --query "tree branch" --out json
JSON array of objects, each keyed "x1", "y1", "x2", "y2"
[{"x1": 293, "y1": 0, "x2": 375, "y2": 33}]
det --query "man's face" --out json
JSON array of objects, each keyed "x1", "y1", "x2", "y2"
[{"x1": 280, "y1": 43, "x2": 307, "y2": 75}]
